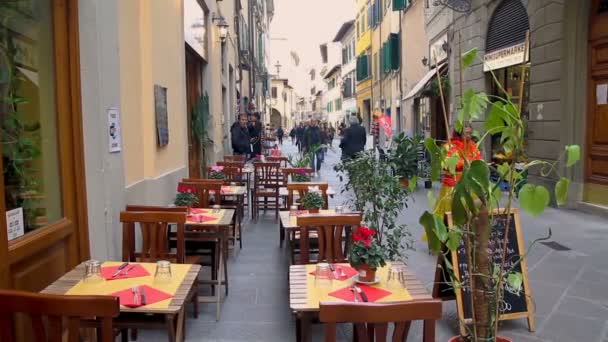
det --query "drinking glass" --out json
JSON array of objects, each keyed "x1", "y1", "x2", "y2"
[
  {"x1": 230, "y1": 182, "x2": 237, "y2": 186},
  {"x1": 335, "y1": 206, "x2": 344, "y2": 213},
  {"x1": 289, "y1": 205, "x2": 298, "y2": 217},
  {"x1": 83, "y1": 260, "x2": 103, "y2": 283},
  {"x1": 386, "y1": 265, "x2": 406, "y2": 289},
  {"x1": 154, "y1": 260, "x2": 172, "y2": 283},
  {"x1": 212, "y1": 205, "x2": 221, "y2": 213},
  {"x1": 314, "y1": 263, "x2": 333, "y2": 288}
]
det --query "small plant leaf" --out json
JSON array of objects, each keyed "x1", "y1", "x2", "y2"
[
  {"x1": 446, "y1": 229, "x2": 462, "y2": 251},
  {"x1": 427, "y1": 190, "x2": 436, "y2": 210},
  {"x1": 461, "y1": 48, "x2": 478, "y2": 69},
  {"x1": 444, "y1": 155, "x2": 460, "y2": 175},
  {"x1": 519, "y1": 184, "x2": 550, "y2": 217},
  {"x1": 555, "y1": 177, "x2": 570, "y2": 206},
  {"x1": 408, "y1": 176, "x2": 418, "y2": 193},
  {"x1": 507, "y1": 272, "x2": 523, "y2": 295},
  {"x1": 419, "y1": 211, "x2": 442, "y2": 253},
  {"x1": 565, "y1": 145, "x2": 580, "y2": 167}
]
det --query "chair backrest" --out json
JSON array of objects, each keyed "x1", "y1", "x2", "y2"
[
  {"x1": 0, "y1": 289, "x2": 120, "y2": 342},
  {"x1": 120, "y1": 211, "x2": 187, "y2": 263},
  {"x1": 180, "y1": 179, "x2": 222, "y2": 207},
  {"x1": 296, "y1": 213, "x2": 362, "y2": 264},
  {"x1": 220, "y1": 166, "x2": 245, "y2": 185},
  {"x1": 126, "y1": 205, "x2": 188, "y2": 213},
  {"x1": 281, "y1": 167, "x2": 314, "y2": 186},
  {"x1": 217, "y1": 161, "x2": 245, "y2": 170},
  {"x1": 319, "y1": 300, "x2": 443, "y2": 342},
  {"x1": 286, "y1": 183, "x2": 329, "y2": 209},
  {"x1": 224, "y1": 155, "x2": 246, "y2": 162},
  {"x1": 267, "y1": 156, "x2": 288, "y2": 167},
  {"x1": 253, "y1": 162, "x2": 281, "y2": 189}
]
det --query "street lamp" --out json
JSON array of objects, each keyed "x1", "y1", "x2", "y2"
[{"x1": 211, "y1": 13, "x2": 229, "y2": 42}]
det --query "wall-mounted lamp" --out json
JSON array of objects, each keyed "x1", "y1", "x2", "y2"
[
  {"x1": 211, "y1": 13, "x2": 229, "y2": 42},
  {"x1": 421, "y1": 56, "x2": 429, "y2": 66}
]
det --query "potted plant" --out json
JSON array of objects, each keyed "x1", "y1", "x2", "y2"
[
  {"x1": 419, "y1": 48, "x2": 580, "y2": 342},
  {"x1": 174, "y1": 185, "x2": 199, "y2": 212},
  {"x1": 390, "y1": 133, "x2": 421, "y2": 188},
  {"x1": 291, "y1": 168, "x2": 311, "y2": 182},
  {"x1": 336, "y1": 151, "x2": 413, "y2": 262},
  {"x1": 348, "y1": 226, "x2": 387, "y2": 282},
  {"x1": 208, "y1": 166, "x2": 225, "y2": 180},
  {"x1": 300, "y1": 191, "x2": 324, "y2": 213}
]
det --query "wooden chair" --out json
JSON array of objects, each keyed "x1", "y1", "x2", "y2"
[
  {"x1": 252, "y1": 162, "x2": 282, "y2": 221},
  {"x1": 267, "y1": 156, "x2": 289, "y2": 167},
  {"x1": 217, "y1": 161, "x2": 245, "y2": 169},
  {"x1": 224, "y1": 155, "x2": 246, "y2": 162},
  {"x1": 221, "y1": 166, "x2": 245, "y2": 185},
  {"x1": 180, "y1": 180, "x2": 222, "y2": 207},
  {"x1": 286, "y1": 183, "x2": 330, "y2": 210},
  {"x1": 319, "y1": 300, "x2": 443, "y2": 342},
  {"x1": 124, "y1": 205, "x2": 200, "y2": 319},
  {"x1": 0, "y1": 289, "x2": 119, "y2": 342},
  {"x1": 295, "y1": 214, "x2": 362, "y2": 265}
]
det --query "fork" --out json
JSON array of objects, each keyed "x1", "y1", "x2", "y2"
[
  {"x1": 131, "y1": 286, "x2": 139, "y2": 305},
  {"x1": 350, "y1": 286, "x2": 359, "y2": 302}
]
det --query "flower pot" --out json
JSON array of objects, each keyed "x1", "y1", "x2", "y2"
[
  {"x1": 448, "y1": 336, "x2": 512, "y2": 342},
  {"x1": 399, "y1": 178, "x2": 409, "y2": 187},
  {"x1": 309, "y1": 207, "x2": 320, "y2": 214},
  {"x1": 355, "y1": 264, "x2": 376, "y2": 282},
  {"x1": 424, "y1": 180, "x2": 433, "y2": 189}
]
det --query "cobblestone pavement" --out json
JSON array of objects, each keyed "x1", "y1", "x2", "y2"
[{"x1": 141, "y1": 141, "x2": 608, "y2": 342}]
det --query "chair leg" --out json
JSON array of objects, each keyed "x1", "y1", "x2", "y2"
[
  {"x1": 130, "y1": 329, "x2": 138, "y2": 341},
  {"x1": 224, "y1": 239, "x2": 229, "y2": 296},
  {"x1": 211, "y1": 244, "x2": 217, "y2": 296},
  {"x1": 120, "y1": 329, "x2": 128, "y2": 342},
  {"x1": 191, "y1": 281, "x2": 199, "y2": 318}
]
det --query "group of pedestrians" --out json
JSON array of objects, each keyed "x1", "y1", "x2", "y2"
[{"x1": 230, "y1": 112, "x2": 263, "y2": 158}]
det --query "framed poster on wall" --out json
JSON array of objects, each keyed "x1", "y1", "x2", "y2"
[{"x1": 154, "y1": 85, "x2": 169, "y2": 147}]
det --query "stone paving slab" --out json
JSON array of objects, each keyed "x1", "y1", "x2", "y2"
[{"x1": 139, "y1": 141, "x2": 608, "y2": 341}]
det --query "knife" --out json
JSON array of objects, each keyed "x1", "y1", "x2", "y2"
[
  {"x1": 354, "y1": 286, "x2": 368, "y2": 302},
  {"x1": 140, "y1": 287, "x2": 147, "y2": 305},
  {"x1": 111, "y1": 262, "x2": 129, "y2": 278},
  {"x1": 121, "y1": 265, "x2": 136, "y2": 276},
  {"x1": 328, "y1": 264, "x2": 339, "y2": 279}
]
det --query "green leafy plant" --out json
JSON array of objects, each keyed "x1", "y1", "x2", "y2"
[
  {"x1": 174, "y1": 192, "x2": 199, "y2": 207},
  {"x1": 291, "y1": 168, "x2": 311, "y2": 182},
  {"x1": 390, "y1": 133, "x2": 421, "y2": 180},
  {"x1": 348, "y1": 226, "x2": 387, "y2": 269},
  {"x1": 300, "y1": 191, "x2": 324, "y2": 210},
  {"x1": 191, "y1": 92, "x2": 212, "y2": 177},
  {"x1": 419, "y1": 47, "x2": 580, "y2": 341},
  {"x1": 208, "y1": 170, "x2": 225, "y2": 180},
  {"x1": 336, "y1": 151, "x2": 413, "y2": 261}
]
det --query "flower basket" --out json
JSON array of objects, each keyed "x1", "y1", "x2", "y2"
[
  {"x1": 174, "y1": 184, "x2": 198, "y2": 208},
  {"x1": 348, "y1": 226, "x2": 387, "y2": 282}
]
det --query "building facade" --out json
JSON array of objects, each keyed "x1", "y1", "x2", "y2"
[
  {"x1": 355, "y1": 0, "x2": 373, "y2": 130},
  {"x1": 270, "y1": 78, "x2": 296, "y2": 130},
  {"x1": 334, "y1": 20, "x2": 357, "y2": 123}
]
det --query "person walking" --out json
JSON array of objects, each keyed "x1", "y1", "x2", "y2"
[
  {"x1": 295, "y1": 122, "x2": 306, "y2": 153},
  {"x1": 305, "y1": 119, "x2": 323, "y2": 174},
  {"x1": 231, "y1": 114, "x2": 251, "y2": 156},
  {"x1": 276, "y1": 126, "x2": 284, "y2": 145},
  {"x1": 289, "y1": 126, "x2": 296, "y2": 144},
  {"x1": 248, "y1": 112, "x2": 262, "y2": 157},
  {"x1": 339, "y1": 115, "x2": 367, "y2": 160}
]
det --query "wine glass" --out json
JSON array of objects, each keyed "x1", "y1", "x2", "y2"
[{"x1": 386, "y1": 265, "x2": 406, "y2": 289}]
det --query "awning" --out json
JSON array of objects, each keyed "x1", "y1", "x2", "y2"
[{"x1": 403, "y1": 63, "x2": 446, "y2": 101}]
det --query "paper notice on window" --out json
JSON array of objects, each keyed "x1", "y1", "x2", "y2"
[
  {"x1": 597, "y1": 84, "x2": 608, "y2": 105},
  {"x1": 6, "y1": 208, "x2": 24, "y2": 241}
]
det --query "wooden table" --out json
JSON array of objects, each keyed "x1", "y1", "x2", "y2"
[
  {"x1": 279, "y1": 210, "x2": 346, "y2": 247},
  {"x1": 186, "y1": 209, "x2": 235, "y2": 320},
  {"x1": 279, "y1": 185, "x2": 337, "y2": 197},
  {"x1": 289, "y1": 262, "x2": 433, "y2": 342},
  {"x1": 42, "y1": 261, "x2": 201, "y2": 342}
]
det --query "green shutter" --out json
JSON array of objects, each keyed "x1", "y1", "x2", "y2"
[
  {"x1": 393, "y1": 0, "x2": 405, "y2": 11},
  {"x1": 390, "y1": 33, "x2": 400, "y2": 70}
]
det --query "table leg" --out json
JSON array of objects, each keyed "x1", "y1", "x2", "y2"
[
  {"x1": 175, "y1": 307, "x2": 186, "y2": 342},
  {"x1": 165, "y1": 314, "x2": 176, "y2": 342},
  {"x1": 296, "y1": 312, "x2": 312, "y2": 342},
  {"x1": 216, "y1": 235, "x2": 224, "y2": 321}
]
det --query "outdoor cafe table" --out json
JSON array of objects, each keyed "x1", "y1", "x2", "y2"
[
  {"x1": 213, "y1": 185, "x2": 247, "y2": 224},
  {"x1": 279, "y1": 183, "x2": 337, "y2": 197},
  {"x1": 279, "y1": 210, "x2": 345, "y2": 248},
  {"x1": 289, "y1": 262, "x2": 433, "y2": 342},
  {"x1": 42, "y1": 261, "x2": 201, "y2": 342},
  {"x1": 186, "y1": 208, "x2": 235, "y2": 320}
]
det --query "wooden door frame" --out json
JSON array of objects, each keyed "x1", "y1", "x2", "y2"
[
  {"x1": 0, "y1": 0, "x2": 89, "y2": 289},
  {"x1": 585, "y1": 0, "x2": 608, "y2": 185}
]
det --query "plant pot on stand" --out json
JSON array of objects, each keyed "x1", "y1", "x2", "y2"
[{"x1": 308, "y1": 207, "x2": 320, "y2": 214}]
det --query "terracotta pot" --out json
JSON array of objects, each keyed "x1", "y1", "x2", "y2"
[
  {"x1": 448, "y1": 336, "x2": 513, "y2": 342},
  {"x1": 355, "y1": 264, "x2": 377, "y2": 282},
  {"x1": 309, "y1": 207, "x2": 320, "y2": 214},
  {"x1": 399, "y1": 178, "x2": 409, "y2": 187}
]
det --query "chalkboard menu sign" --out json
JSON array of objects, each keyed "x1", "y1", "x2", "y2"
[
  {"x1": 445, "y1": 208, "x2": 535, "y2": 335},
  {"x1": 155, "y1": 85, "x2": 169, "y2": 147}
]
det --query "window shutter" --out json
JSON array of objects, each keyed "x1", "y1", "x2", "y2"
[
  {"x1": 368, "y1": 5, "x2": 373, "y2": 29},
  {"x1": 390, "y1": 33, "x2": 400, "y2": 70},
  {"x1": 378, "y1": 0, "x2": 383, "y2": 20},
  {"x1": 393, "y1": 0, "x2": 405, "y2": 11}
]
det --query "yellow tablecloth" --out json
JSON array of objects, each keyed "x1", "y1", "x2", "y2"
[
  {"x1": 66, "y1": 262, "x2": 190, "y2": 309},
  {"x1": 305, "y1": 263, "x2": 412, "y2": 309}
]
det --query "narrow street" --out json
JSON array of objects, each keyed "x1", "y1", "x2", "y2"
[{"x1": 139, "y1": 141, "x2": 608, "y2": 342}]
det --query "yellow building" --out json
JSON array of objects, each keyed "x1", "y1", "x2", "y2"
[{"x1": 355, "y1": 0, "x2": 373, "y2": 129}]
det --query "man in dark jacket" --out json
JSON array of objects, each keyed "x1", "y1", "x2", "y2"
[
  {"x1": 340, "y1": 115, "x2": 367, "y2": 160},
  {"x1": 231, "y1": 114, "x2": 251, "y2": 155},
  {"x1": 248, "y1": 112, "x2": 262, "y2": 156},
  {"x1": 305, "y1": 119, "x2": 324, "y2": 173},
  {"x1": 295, "y1": 123, "x2": 306, "y2": 153}
]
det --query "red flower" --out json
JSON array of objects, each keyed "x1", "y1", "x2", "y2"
[
  {"x1": 353, "y1": 232, "x2": 363, "y2": 242},
  {"x1": 364, "y1": 239, "x2": 372, "y2": 247}
]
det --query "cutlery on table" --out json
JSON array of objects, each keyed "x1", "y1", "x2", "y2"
[
  {"x1": 350, "y1": 286, "x2": 359, "y2": 302},
  {"x1": 328, "y1": 264, "x2": 339, "y2": 279},
  {"x1": 140, "y1": 287, "x2": 147, "y2": 305},
  {"x1": 131, "y1": 286, "x2": 139, "y2": 305},
  {"x1": 354, "y1": 286, "x2": 369, "y2": 302},
  {"x1": 121, "y1": 265, "x2": 136, "y2": 276},
  {"x1": 111, "y1": 262, "x2": 129, "y2": 278},
  {"x1": 339, "y1": 267, "x2": 346, "y2": 278}
]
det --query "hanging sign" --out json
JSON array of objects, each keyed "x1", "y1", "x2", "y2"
[
  {"x1": 377, "y1": 114, "x2": 393, "y2": 138},
  {"x1": 6, "y1": 207, "x2": 24, "y2": 241},
  {"x1": 483, "y1": 42, "x2": 529, "y2": 72},
  {"x1": 107, "y1": 107, "x2": 122, "y2": 153}
]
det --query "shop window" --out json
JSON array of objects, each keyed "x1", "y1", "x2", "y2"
[{"x1": 1, "y1": 1, "x2": 63, "y2": 235}]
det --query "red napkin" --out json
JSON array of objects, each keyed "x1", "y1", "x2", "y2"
[
  {"x1": 309, "y1": 265, "x2": 358, "y2": 281},
  {"x1": 110, "y1": 285, "x2": 172, "y2": 308},
  {"x1": 221, "y1": 186, "x2": 234, "y2": 194},
  {"x1": 328, "y1": 284, "x2": 392, "y2": 303},
  {"x1": 101, "y1": 264, "x2": 150, "y2": 281},
  {"x1": 187, "y1": 214, "x2": 217, "y2": 223},
  {"x1": 189, "y1": 208, "x2": 208, "y2": 214},
  {"x1": 295, "y1": 210, "x2": 309, "y2": 216}
]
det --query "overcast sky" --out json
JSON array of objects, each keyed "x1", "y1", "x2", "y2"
[{"x1": 270, "y1": 0, "x2": 356, "y2": 95}]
